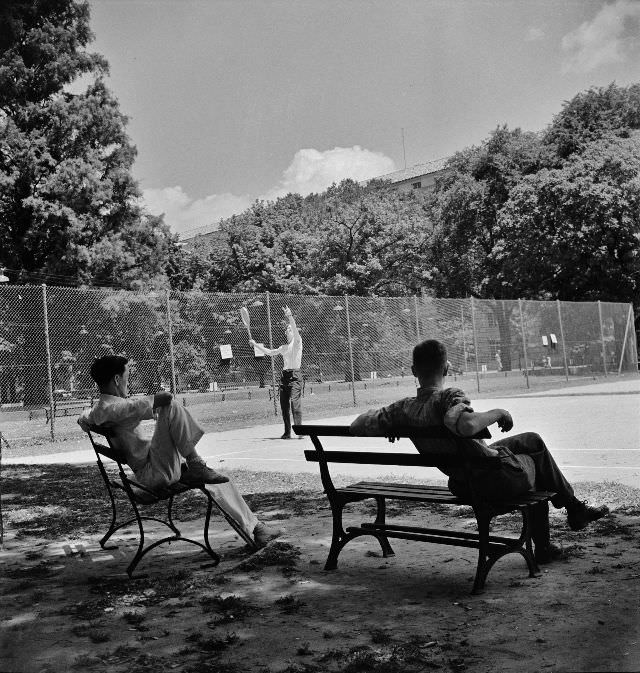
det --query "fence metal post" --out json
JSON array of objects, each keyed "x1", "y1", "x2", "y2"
[
  {"x1": 345, "y1": 295, "x2": 357, "y2": 406},
  {"x1": 630, "y1": 306, "x2": 639, "y2": 372},
  {"x1": 266, "y1": 291, "x2": 278, "y2": 415},
  {"x1": 556, "y1": 300, "x2": 569, "y2": 382},
  {"x1": 518, "y1": 299, "x2": 530, "y2": 390},
  {"x1": 0, "y1": 431, "x2": 4, "y2": 547},
  {"x1": 469, "y1": 297, "x2": 481, "y2": 394},
  {"x1": 165, "y1": 290, "x2": 178, "y2": 394},
  {"x1": 42, "y1": 284, "x2": 55, "y2": 440},
  {"x1": 461, "y1": 303, "x2": 468, "y2": 373},
  {"x1": 597, "y1": 300, "x2": 608, "y2": 376},
  {"x1": 617, "y1": 304, "x2": 634, "y2": 376},
  {"x1": 413, "y1": 295, "x2": 420, "y2": 341}
]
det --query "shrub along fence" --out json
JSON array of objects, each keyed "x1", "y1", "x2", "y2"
[{"x1": 0, "y1": 285, "x2": 636, "y2": 440}]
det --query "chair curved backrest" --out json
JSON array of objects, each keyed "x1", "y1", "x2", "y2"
[{"x1": 86, "y1": 424, "x2": 128, "y2": 464}]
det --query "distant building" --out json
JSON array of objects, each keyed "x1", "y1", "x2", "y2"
[
  {"x1": 179, "y1": 224, "x2": 226, "y2": 250},
  {"x1": 372, "y1": 156, "x2": 450, "y2": 192}
]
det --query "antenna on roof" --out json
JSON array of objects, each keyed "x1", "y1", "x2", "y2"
[{"x1": 401, "y1": 128, "x2": 407, "y2": 168}]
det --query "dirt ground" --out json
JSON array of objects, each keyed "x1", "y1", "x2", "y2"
[{"x1": 1, "y1": 467, "x2": 640, "y2": 673}]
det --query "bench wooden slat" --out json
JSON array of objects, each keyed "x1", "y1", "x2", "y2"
[
  {"x1": 349, "y1": 526, "x2": 518, "y2": 553},
  {"x1": 346, "y1": 482, "x2": 555, "y2": 507},
  {"x1": 360, "y1": 522, "x2": 525, "y2": 547},
  {"x1": 339, "y1": 488, "x2": 462, "y2": 504},
  {"x1": 304, "y1": 449, "x2": 501, "y2": 469}
]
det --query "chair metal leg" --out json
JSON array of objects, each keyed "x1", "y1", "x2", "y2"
[{"x1": 97, "y1": 466, "x2": 120, "y2": 550}]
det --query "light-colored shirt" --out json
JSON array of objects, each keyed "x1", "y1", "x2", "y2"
[
  {"x1": 78, "y1": 394, "x2": 155, "y2": 472},
  {"x1": 254, "y1": 333, "x2": 303, "y2": 370}
]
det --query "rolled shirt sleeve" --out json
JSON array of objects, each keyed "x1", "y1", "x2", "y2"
[{"x1": 440, "y1": 388, "x2": 473, "y2": 436}]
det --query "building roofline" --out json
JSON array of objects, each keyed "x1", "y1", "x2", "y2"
[{"x1": 373, "y1": 156, "x2": 450, "y2": 183}]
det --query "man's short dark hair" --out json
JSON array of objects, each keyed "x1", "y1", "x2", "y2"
[
  {"x1": 412, "y1": 340, "x2": 448, "y2": 377},
  {"x1": 90, "y1": 355, "x2": 128, "y2": 388}
]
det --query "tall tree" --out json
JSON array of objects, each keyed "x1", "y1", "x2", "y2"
[
  {"x1": 427, "y1": 125, "x2": 546, "y2": 299},
  {"x1": 0, "y1": 0, "x2": 175, "y2": 287},
  {"x1": 0, "y1": 0, "x2": 176, "y2": 405}
]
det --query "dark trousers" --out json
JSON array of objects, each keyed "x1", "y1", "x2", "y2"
[
  {"x1": 490, "y1": 432, "x2": 576, "y2": 547},
  {"x1": 280, "y1": 370, "x2": 303, "y2": 434},
  {"x1": 490, "y1": 433, "x2": 575, "y2": 509}
]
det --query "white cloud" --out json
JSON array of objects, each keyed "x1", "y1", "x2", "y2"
[
  {"x1": 525, "y1": 26, "x2": 545, "y2": 42},
  {"x1": 260, "y1": 145, "x2": 396, "y2": 202},
  {"x1": 142, "y1": 186, "x2": 252, "y2": 236},
  {"x1": 561, "y1": 0, "x2": 640, "y2": 73},
  {"x1": 143, "y1": 146, "x2": 396, "y2": 236}
]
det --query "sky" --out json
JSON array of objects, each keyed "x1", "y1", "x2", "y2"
[{"x1": 83, "y1": 0, "x2": 640, "y2": 237}]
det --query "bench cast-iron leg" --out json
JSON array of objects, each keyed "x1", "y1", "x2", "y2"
[
  {"x1": 472, "y1": 509, "x2": 492, "y2": 595},
  {"x1": 373, "y1": 496, "x2": 395, "y2": 558},
  {"x1": 325, "y1": 498, "x2": 348, "y2": 570}
]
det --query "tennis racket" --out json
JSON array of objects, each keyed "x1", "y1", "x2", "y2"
[{"x1": 239, "y1": 306, "x2": 253, "y2": 341}]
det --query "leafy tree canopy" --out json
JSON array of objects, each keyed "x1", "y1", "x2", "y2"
[
  {"x1": 183, "y1": 180, "x2": 434, "y2": 297},
  {"x1": 544, "y1": 82, "x2": 640, "y2": 160},
  {"x1": 497, "y1": 132, "x2": 640, "y2": 303}
]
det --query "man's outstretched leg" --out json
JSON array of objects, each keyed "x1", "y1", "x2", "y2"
[
  {"x1": 155, "y1": 402, "x2": 283, "y2": 548},
  {"x1": 495, "y1": 432, "x2": 609, "y2": 546},
  {"x1": 149, "y1": 401, "x2": 228, "y2": 487},
  {"x1": 206, "y1": 482, "x2": 284, "y2": 548}
]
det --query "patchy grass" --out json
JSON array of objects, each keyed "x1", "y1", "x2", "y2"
[
  {"x1": 237, "y1": 541, "x2": 302, "y2": 571},
  {"x1": 275, "y1": 594, "x2": 306, "y2": 614}
]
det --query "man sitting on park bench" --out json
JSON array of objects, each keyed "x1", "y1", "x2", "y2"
[
  {"x1": 350, "y1": 339, "x2": 609, "y2": 563},
  {"x1": 78, "y1": 355, "x2": 283, "y2": 549}
]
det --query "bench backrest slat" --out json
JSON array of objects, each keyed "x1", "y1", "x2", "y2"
[{"x1": 304, "y1": 449, "x2": 500, "y2": 469}]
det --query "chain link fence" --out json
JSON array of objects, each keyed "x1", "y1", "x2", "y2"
[{"x1": 0, "y1": 285, "x2": 636, "y2": 440}]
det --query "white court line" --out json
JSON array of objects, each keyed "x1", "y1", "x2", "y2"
[
  {"x1": 219, "y1": 457, "x2": 307, "y2": 462},
  {"x1": 553, "y1": 449, "x2": 640, "y2": 452},
  {"x1": 559, "y1": 465, "x2": 640, "y2": 470}
]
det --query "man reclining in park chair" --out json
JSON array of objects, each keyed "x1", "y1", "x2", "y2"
[
  {"x1": 350, "y1": 339, "x2": 609, "y2": 563},
  {"x1": 77, "y1": 355, "x2": 283, "y2": 549}
]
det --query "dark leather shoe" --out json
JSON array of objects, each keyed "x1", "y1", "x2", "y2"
[
  {"x1": 281, "y1": 432, "x2": 292, "y2": 439},
  {"x1": 534, "y1": 542, "x2": 564, "y2": 564},
  {"x1": 567, "y1": 502, "x2": 609, "y2": 531},
  {"x1": 180, "y1": 462, "x2": 229, "y2": 486}
]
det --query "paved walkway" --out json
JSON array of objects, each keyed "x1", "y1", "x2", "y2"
[{"x1": 6, "y1": 378, "x2": 640, "y2": 487}]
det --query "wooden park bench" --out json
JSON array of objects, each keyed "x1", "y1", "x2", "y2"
[
  {"x1": 45, "y1": 398, "x2": 93, "y2": 423},
  {"x1": 293, "y1": 423, "x2": 555, "y2": 595},
  {"x1": 84, "y1": 425, "x2": 256, "y2": 578}
]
